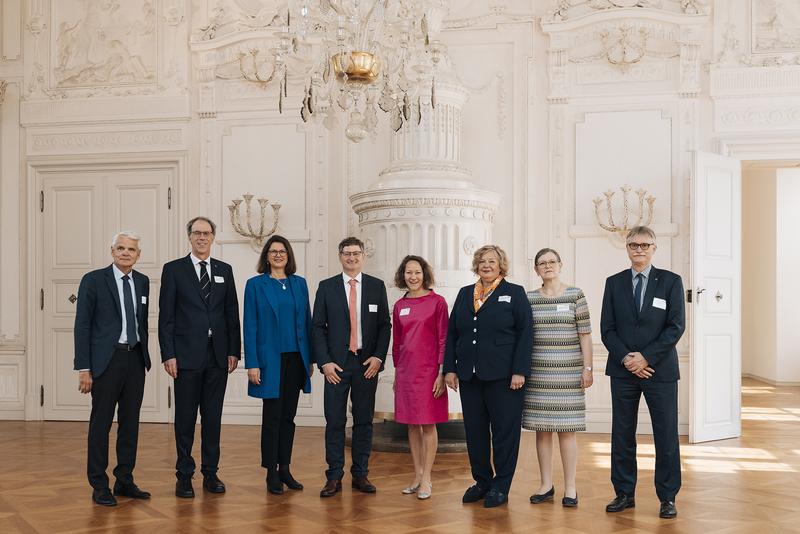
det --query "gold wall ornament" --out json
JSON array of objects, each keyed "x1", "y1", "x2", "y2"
[
  {"x1": 593, "y1": 186, "x2": 655, "y2": 238},
  {"x1": 228, "y1": 194, "x2": 282, "y2": 251}
]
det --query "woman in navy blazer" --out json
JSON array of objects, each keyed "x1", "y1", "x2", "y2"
[
  {"x1": 243, "y1": 235, "x2": 313, "y2": 495},
  {"x1": 443, "y1": 245, "x2": 534, "y2": 508}
]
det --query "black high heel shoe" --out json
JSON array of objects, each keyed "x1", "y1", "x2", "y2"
[
  {"x1": 278, "y1": 466, "x2": 304, "y2": 491},
  {"x1": 530, "y1": 486, "x2": 555, "y2": 504},
  {"x1": 562, "y1": 493, "x2": 578, "y2": 507}
]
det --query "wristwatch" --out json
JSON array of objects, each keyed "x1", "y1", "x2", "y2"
[{"x1": 583, "y1": 366, "x2": 593, "y2": 371}]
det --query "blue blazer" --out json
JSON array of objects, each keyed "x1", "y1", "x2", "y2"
[
  {"x1": 243, "y1": 273, "x2": 313, "y2": 399},
  {"x1": 600, "y1": 266, "x2": 685, "y2": 382},
  {"x1": 74, "y1": 265, "x2": 151, "y2": 378},
  {"x1": 443, "y1": 279, "x2": 533, "y2": 382}
]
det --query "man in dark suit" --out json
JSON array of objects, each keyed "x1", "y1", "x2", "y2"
[
  {"x1": 159, "y1": 216, "x2": 241, "y2": 498},
  {"x1": 312, "y1": 236, "x2": 391, "y2": 498},
  {"x1": 600, "y1": 225, "x2": 685, "y2": 519},
  {"x1": 74, "y1": 231, "x2": 152, "y2": 506}
]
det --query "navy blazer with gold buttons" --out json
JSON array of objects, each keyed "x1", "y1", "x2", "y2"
[{"x1": 443, "y1": 279, "x2": 534, "y2": 382}]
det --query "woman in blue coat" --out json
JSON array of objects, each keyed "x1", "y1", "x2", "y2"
[{"x1": 244, "y1": 235, "x2": 313, "y2": 495}]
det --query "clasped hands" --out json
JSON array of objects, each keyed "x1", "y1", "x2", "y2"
[
  {"x1": 162, "y1": 356, "x2": 239, "y2": 379},
  {"x1": 623, "y1": 351, "x2": 654, "y2": 379},
  {"x1": 321, "y1": 356, "x2": 382, "y2": 385}
]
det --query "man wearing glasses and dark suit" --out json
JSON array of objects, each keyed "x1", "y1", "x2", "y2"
[
  {"x1": 159, "y1": 216, "x2": 241, "y2": 498},
  {"x1": 312, "y1": 237, "x2": 391, "y2": 498},
  {"x1": 600, "y1": 225, "x2": 685, "y2": 519}
]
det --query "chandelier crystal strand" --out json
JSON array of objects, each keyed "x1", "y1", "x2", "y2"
[{"x1": 235, "y1": 0, "x2": 446, "y2": 143}]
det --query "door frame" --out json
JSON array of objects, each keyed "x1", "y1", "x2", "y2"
[
  {"x1": 686, "y1": 136, "x2": 800, "y2": 439},
  {"x1": 25, "y1": 153, "x2": 186, "y2": 421}
]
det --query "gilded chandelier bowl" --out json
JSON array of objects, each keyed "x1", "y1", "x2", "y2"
[{"x1": 331, "y1": 51, "x2": 381, "y2": 84}]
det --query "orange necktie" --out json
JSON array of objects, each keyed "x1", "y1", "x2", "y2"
[{"x1": 348, "y1": 278, "x2": 358, "y2": 352}]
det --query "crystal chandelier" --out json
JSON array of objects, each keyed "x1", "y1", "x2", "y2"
[{"x1": 238, "y1": 0, "x2": 447, "y2": 143}]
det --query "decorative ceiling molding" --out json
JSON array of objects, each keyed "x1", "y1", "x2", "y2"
[{"x1": 543, "y1": 0, "x2": 708, "y2": 24}]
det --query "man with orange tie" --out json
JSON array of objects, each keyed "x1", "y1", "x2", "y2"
[{"x1": 312, "y1": 237, "x2": 391, "y2": 498}]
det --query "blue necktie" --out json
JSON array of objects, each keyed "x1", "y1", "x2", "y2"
[
  {"x1": 633, "y1": 273, "x2": 644, "y2": 315},
  {"x1": 200, "y1": 261, "x2": 211, "y2": 301},
  {"x1": 122, "y1": 275, "x2": 138, "y2": 345}
]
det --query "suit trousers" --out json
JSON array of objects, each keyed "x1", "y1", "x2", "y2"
[
  {"x1": 260, "y1": 352, "x2": 306, "y2": 470},
  {"x1": 459, "y1": 376, "x2": 524, "y2": 495},
  {"x1": 323, "y1": 351, "x2": 378, "y2": 481},
  {"x1": 173, "y1": 341, "x2": 228, "y2": 479},
  {"x1": 610, "y1": 376, "x2": 681, "y2": 502},
  {"x1": 87, "y1": 346, "x2": 146, "y2": 490}
]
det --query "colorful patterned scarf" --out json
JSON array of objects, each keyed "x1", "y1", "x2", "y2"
[{"x1": 473, "y1": 277, "x2": 503, "y2": 312}]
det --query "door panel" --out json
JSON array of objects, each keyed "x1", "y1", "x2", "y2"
[
  {"x1": 690, "y1": 151, "x2": 742, "y2": 443},
  {"x1": 42, "y1": 171, "x2": 173, "y2": 423}
]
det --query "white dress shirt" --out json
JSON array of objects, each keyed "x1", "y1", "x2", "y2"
[
  {"x1": 342, "y1": 272, "x2": 363, "y2": 350},
  {"x1": 112, "y1": 263, "x2": 139, "y2": 344}
]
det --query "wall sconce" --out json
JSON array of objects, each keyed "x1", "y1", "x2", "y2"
[
  {"x1": 593, "y1": 185, "x2": 655, "y2": 239},
  {"x1": 228, "y1": 194, "x2": 281, "y2": 251}
]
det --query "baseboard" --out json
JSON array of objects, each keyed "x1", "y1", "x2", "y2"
[{"x1": 742, "y1": 373, "x2": 800, "y2": 387}]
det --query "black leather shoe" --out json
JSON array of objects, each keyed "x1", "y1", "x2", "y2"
[
  {"x1": 606, "y1": 493, "x2": 635, "y2": 512},
  {"x1": 530, "y1": 486, "x2": 554, "y2": 504},
  {"x1": 92, "y1": 488, "x2": 117, "y2": 506},
  {"x1": 279, "y1": 466, "x2": 304, "y2": 491},
  {"x1": 462, "y1": 484, "x2": 489, "y2": 503},
  {"x1": 113, "y1": 483, "x2": 151, "y2": 499},
  {"x1": 659, "y1": 501, "x2": 677, "y2": 519},
  {"x1": 319, "y1": 479, "x2": 342, "y2": 498},
  {"x1": 266, "y1": 472, "x2": 284, "y2": 495},
  {"x1": 203, "y1": 474, "x2": 226, "y2": 494},
  {"x1": 562, "y1": 493, "x2": 578, "y2": 507},
  {"x1": 483, "y1": 489, "x2": 508, "y2": 508},
  {"x1": 352, "y1": 476, "x2": 377, "y2": 493},
  {"x1": 175, "y1": 478, "x2": 195, "y2": 498}
]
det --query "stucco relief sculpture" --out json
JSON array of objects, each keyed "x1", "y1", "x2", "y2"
[
  {"x1": 54, "y1": 0, "x2": 157, "y2": 87},
  {"x1": 753, "y1": 0, "x2": 800, "y2": 52}
]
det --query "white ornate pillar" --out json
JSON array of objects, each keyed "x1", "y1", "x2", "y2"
[{"x1": 350, "y1": 71, "x2": 499, "y2": 420}]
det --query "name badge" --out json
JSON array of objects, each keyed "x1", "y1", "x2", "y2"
[
  {"x1": 369, "y1": 304, "x2": 378, "y2": 312},
  {"x1": 214, "y1": 276, "x2": 224, "y2": 283},
  {"x1": 399, "y1": 307, "x2": 411, "y2": 316},
  {"x1": 556, "y1": 303, "x2": 570, "y2": 312},
  {"x1": 652, "y1": 297, "x2": 667, "y2": 310},
  {"x1": 141, "y1": 296, "x2": 147, "y2": 305},
  {"x1": 498, "y1": 295, "x2": 511, "y2": 303}
]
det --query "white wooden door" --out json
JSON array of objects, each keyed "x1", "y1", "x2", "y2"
[
  {"x1": 42, "y1": 169, "x2": 173, "y2": 423},
  {"x1": 689, "y1": 151, "x2": 742, "y2": 443}
]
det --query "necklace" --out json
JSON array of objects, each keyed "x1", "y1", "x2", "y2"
[{"x1": 271, "y1": 275, "x2": 287, "y2": 290}]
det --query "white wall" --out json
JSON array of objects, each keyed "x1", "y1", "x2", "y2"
[
  {"x1": 741, "y1": 167, "x2": 777, "y2": 381},
  {"x1": 776, "y1": 168, "x2": 800, "y2": 383}
]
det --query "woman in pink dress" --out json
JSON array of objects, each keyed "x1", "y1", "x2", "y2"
[{"x1": 392, "y1": 255, "x2": 449, "y2": 500}]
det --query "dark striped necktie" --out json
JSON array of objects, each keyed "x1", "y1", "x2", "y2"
[{"x1": 199, "y1": 261, "x2": 211, "y2": 301}]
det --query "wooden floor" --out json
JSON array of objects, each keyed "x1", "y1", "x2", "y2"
[{"x1": 1, "y1": 378, "x2": 798, "y2": 533}]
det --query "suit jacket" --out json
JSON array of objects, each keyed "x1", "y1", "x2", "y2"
[
  {"x1": 443, "y1": 279, "x2": 533, "y2": 382},
  {"x1": 74, "y1": 265, "x2": 151, "y2": 378},
  {"x1": 600, "y1": 266, "x2": 685, "y2": 382},
  {"x1": 243, "y1": 273, "x2": 313, "y2": 398},
  {"x1": 158, "y1": 255, "x2": 241, "y2": 369},
  {"x1": 311, "y1": 273, "x2": 391, "y2": 369}
]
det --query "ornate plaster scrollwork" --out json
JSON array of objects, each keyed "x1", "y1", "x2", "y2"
[
  {"x1": 544, "y1": 0, "x2": 706, "y2": 22},
  {"x1": 0, "y1": 81, "x2": 7, "y2": 105}
]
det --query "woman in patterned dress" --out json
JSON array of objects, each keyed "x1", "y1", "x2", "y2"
[{"x1": 524, "y1": 248, "x2": 594, "y2": 507}]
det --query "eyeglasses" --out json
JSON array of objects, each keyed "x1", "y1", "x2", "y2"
[
  {"x1": 627, "y1": 242, "x2": 654, "y2": 251},
  {"x1": 536, "y1": 260, "x2": 559, "y2": 268},
  {"x1": 190, "y1": 231, "x2": 213, "y2": 238},
  {"x1": 268, "y1": 250, "x2": 288, "y2": 257},
  {"x1": 340, "y1": 251, "x2": 363, "y2": 258}
]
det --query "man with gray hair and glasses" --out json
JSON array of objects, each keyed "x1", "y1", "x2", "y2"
[
  {"x1": 74, "y1": 231, "x2": 152, "y2": 506},
  {"x1": 600, "y1": 225, "x2": 685, "y2": 520}
]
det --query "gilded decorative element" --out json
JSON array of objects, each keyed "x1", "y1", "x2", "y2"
[
  {"x1": 593, "y1": 186, "x2": 655, "y2": 238},
  {"x1": 228, "y1": 194, "x2": 282, "y2": 251}
]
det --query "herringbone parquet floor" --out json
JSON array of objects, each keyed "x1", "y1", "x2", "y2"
[{"x1": 1, "y1": 378, "x2": 798, "y2": 533}]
